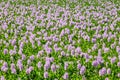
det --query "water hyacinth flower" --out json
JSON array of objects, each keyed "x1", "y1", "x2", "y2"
[
  {"x1": 20, "y1": 42, "x2": 24, "y2": 49},
  {"x1": 61, "y1": 51, "x2": 65, "y2": 56},
  {"x1": 26, "y1": 66, "x2": 34, "y2": 74},
  {"x1": 11, "y1": 68, "x2": 16, "y2": 74},
  {"x1": 99, "y1": 67, "x2": 107, "y2": 76},
  {"x1": 27, "y1": 59, "x2": 31, "y2": 65},
  {"x1": 18, "y1": 63, "x2": 23, "y2": 71},
  {"x1": 51, "y1": 64, "x2": 56, "y2": 72},
  {"x1": 50, "y1": 57, "x2": 54, "y2": 62},
  {"x1": 92, "y1": 44, "x2": 98, "y2": 51},
  {"x1": 110, "y1": 43, "x2": 115, "y2": 49},
  {"x1": 75, "y1": 47, "x2": 81, "y2": 54},
  {"x1": 21, "y1": 54, "x2": 26, "y2": 60},
  {"x1": 37, "y1": 50, "x2": 44, "y2": 57},
  {"x1": 92, "y1": 60, "x2": 99, "y2": 67},
  {"x1": 84, "y1": 53, "x2": 89, "y2": 59},
  {"x1": 110, "y1": 57, "x2": 116, "y2": 64},
  {"x1": 116, "y1": 46, "x2": 120, "y2": 53},
  {"x1": 1, "y1": 62, "x2": 8, "y2": 72},
  {"x1": 104, "y1": 48, "x2": 109, "y2": 53},
  {"x1": 29, "y1": 66, "x2": 34, "y2": 71},
  {"x1": 96, "y1": 56, "x2": 104, "y2": 64},
  {"x1": 30, "y1": 55, "x2": 35, "y2": 60},
  {"x1": 107, "y1": 68, "x2": 111, "y2": 74},
  {"x1": 118, "y1": 73, "x2": 120, "y2": 78},
  {"x1": 63, "y1": 72, "x2": 69, "y2": 80},
  {"x1": 77, "y1": 63, "x2": 81, "y2": 70},
  {"x1": 10, "y1": 63, "x2": 15, "y2": 69},
  {"x1": 26, "y1": 68, "x2": 30, "y2": 74},
  {"x1": 98, "y1": 49, "x2": 101, "y2": 56},
  {"x1": 0, "y1": 76, "x2": 5, "y2": 80},
  {"x1": 45, "y1": 47, "x2": 52, "y2": 55},
  {"x1": 117, "y1": 62, "x2": 120, "y2": 67},
  {"x1": 44, "y1": 72, "x2": 48, "y2": 78},
  {"x1": 37, "y1": 61, "x2": 42, "y2": 69},
  {"x1": 18, "y1": 50, "x2": 23, "y2": 55},
  {"x1": 92, "y1": 38, "x2": 96, "y2": 43},
  {"x1": 1, "y1": 66, "x2": 8, "y2": 72},
  {"x1": 17, "y1": 59, "x2": 23, "y2": 71},
  {"x1": 71, "y1": 50, "x2": 75, "y2": 56},
  {"x1": 105, "y1": 77, "x2": 109, "y2": 80},
  {"x1": 80, "y1": 66, "x2": 86, "y2": 75},
  {"x1": 64, "y1": 62, "x2": 69, "y2": 70},
  {"x1": 10, "y1": 63, "x2": 16, "y2": 74},
  {"x1": 11, "y1": 39, "x2": 16, "y2": 46},
  {"x1": 44, "y1": 61, "x2": 50, "y2": 71},
  {"x1": 2, "y1": 23, "x2": 8, "y2": 30},
  {"x1": 45, "y1": 57, "x2": 50, "y2": 61},
  {"x1": 3, "y1": 49, "x2": 8, "y2": 54}
]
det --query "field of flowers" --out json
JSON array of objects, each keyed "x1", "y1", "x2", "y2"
[{"x1": 1, "y1": 0, "x2": 120, "y2": 80}]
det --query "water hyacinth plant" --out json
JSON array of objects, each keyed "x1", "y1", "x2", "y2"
[{"x1": 1, "y1": 0, "x2": 120, "y2": 80}]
